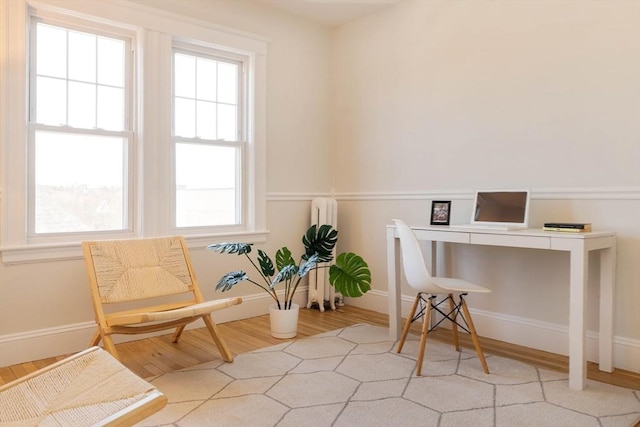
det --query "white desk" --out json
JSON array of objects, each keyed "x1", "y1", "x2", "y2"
[{"x1": 386, "y1": 224, "x2": 616, "y2": 390}]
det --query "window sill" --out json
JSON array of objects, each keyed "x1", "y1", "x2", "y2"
[{"x1": 0, "y1": 230, "x2": 269, "y2": 265}]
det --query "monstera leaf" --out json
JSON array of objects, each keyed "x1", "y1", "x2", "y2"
[
  {"x1": 275, "y1": 247, "x2": 295, "y2": 271},
  {"x1": 302, "y1": 224, "x2": 337, "y2": 263},
  {"x1": 216, "y1": 271, "x2": 248, "y2": 292},
  {"x1": 298, "y1": 253, "x2": 319, "y2": 277},
  {"x1": 257, "y1": 249, "x2": 275, "y2": 278},
  {"x1": 271, "y1": 264, "x2": 299, "y2": 288},
  {"x1": 329, "y1": 252, "x2": 371, "y2": 297},
  {"x1": 207, "y1": 242, "x2": 253, "y2": 255}
]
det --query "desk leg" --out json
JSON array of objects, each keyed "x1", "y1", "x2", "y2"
[
  {"x1": 569, "y1": 246, "x2": 588, "y2": 390},
  {"x1": 428, "y1": 241, "x2": 438, "y2": 329},
  {"x1": 599, "y1": 245, "x2": 616, "y2": 373},
  {"x1": 387, "y1": 227, "x2": 402, "y2": 340}
]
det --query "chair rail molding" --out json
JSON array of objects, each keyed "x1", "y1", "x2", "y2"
[{"x1": 267, "y1": 187, "x2": 640, "y2": 202}]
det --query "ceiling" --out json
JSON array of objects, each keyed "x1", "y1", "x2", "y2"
[{"x1": 256, "y1": 0, "x2": 403, "y2": 27}]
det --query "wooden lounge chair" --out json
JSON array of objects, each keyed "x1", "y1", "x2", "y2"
[{"x1": 83, "y1": 236, "x2": 242, "y2": 362}]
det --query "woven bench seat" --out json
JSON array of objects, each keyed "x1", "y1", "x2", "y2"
[{"x1": 0, "y1": 347, "x2": 167, "y2": 426}]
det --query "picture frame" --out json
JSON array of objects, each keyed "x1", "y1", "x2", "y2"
[{"x1": 430, "y1": 200, "x2": 451, "y2": 225}]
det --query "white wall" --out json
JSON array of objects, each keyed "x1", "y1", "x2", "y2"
[
  {"x1": 331, "y1": 0, "x2": 638, "y2": 190},
  {"x1": 1, "y1": 0, "x2": 639, "y2": 372},
  {"x1": 331, "y1": 0, "x2": 640, "y2": 370}
]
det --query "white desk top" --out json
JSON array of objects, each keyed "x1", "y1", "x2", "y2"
[
  {"x1": 387, "y1": 224, "x2": 616, "y2": 251},
  {"x1": 389, "y1": 224, "x2": 616, "y2": 239}
]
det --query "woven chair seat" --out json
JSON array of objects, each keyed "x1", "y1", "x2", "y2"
[{"x1": 0, "y1": 347, "x2": 166, "y2": 426}]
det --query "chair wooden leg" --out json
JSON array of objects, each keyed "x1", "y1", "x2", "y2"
[
  {"x1": 203, "y1": 315, "x2": 234, "y2": 362},
  {"x1": 460, "y1": 297, "x2": 489, "y2": 374},
  {"x1": 397, "y1": 293, "x2": 421, "y2": 354},
  {"x1": 416, "y1": 298, "x2": 432, "y2": 376},
  {"x1": 449, "y1": 294, "x2": 460, "y2": 351},
  {"x1": 89, "y1": 328, "x2": 102, "y2": 346},
  {"x1": 101, "y1": 334, "x2": 120, "y2": 360},
  {"x1": 172, "y1": 325, "x2": 186, "y2": 343}
]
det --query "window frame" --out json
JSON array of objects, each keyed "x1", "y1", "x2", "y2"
[
  {"x1": 0, "y1": 0, "x2": 268, "y2": 264},
  {"x1": 171, "y1": 44, "x2": 247, "y2": 231},
  {"x1": 27, "y1": 15, "x2": 136, "y2": 241}
]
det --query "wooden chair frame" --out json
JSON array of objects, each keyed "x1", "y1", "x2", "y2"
[{"x1": 83, "y1": 236, "x2": 242, "y2": 362}]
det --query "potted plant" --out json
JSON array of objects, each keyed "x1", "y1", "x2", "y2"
[{"x1": 207, "y1": 224, "x2": 371, "y2": 338}]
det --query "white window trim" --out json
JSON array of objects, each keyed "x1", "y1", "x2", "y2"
[
  {"x1": 171, "y1": 45, "x2": 247, "y2": 230},
  {"x1": 0, "y1": 0, "x2": 268, "y2": 264}
]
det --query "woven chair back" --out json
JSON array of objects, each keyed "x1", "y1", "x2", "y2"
[{"x1": 86, "y1": 236, "x2": 194, "y2": 303}]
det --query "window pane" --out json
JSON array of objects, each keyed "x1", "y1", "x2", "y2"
[
  {"x1": 174, "y1": 53, "x2": 195, "y2": 98},
  {"x1": 217, "y1": 103, "x2": 237, "y2": 141},
  {"x1": 217, "y1": 62, "x2": 237, "y2": 104},
  {"x1": 34, "y1": 131, "x2": 125, "y2": 233},
  {"x1": 97, "y1": 37, "x2": 124, "y2": 87},
  {"x1": 36, "y1": 24, "x2": 66, "y2": 78},
  {"x1": 68, "y1": 31, "x2": 96, "y2": 83},
  {"x1": 34, "y1": 23, "x2": 127, "y2": 133},
  {"x1": 97, "y1": 86, "x2": 124, "y2": 130},
  {"x1": 196, "y1": 57, "x2": 217, "y2": 101},
  {"x1": 196, "y1": 100, "x2": 216, "y2": 139},
  {"x1": 175, "y1": 143, "x2": 238, "y2": 227},
  {"x1": 175, "y1": 97, "x2": 196, "y2": 137},
  {"x1": 68, "y1": 81, "x2": 96, "y2": 128},
  {"x1": 36, "y1": 76, "x2": 66, "y2": 125}
]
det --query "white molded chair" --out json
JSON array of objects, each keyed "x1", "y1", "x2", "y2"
[{"x1": 392, "y1": 219, "x2": 491, "y2": 376}]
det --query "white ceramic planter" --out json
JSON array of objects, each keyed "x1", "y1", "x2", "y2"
[{"x1": 269, "y1": 303, "x2": 299, "y2": 339}]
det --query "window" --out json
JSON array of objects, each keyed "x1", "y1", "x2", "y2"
[
  {"x1": 29, "y1": 20, "x2": 132, "y2": 235},
  {"x1": 1, "y1": 0, "x2": 267, "y2": 263},
  {"x1": 173, "y1": 48, "x2": 244, "y2": 228}
]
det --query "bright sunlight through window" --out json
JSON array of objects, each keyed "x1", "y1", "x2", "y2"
[
  {"x1": 173, "y1": 49, "x2": 243, "y2": 228},
  {"x1": 31, "y1": 22, "x2": 130, "y2": 234}
]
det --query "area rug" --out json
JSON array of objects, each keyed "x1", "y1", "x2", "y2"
[{"x1": 137, "y1": 324, "x2": 640, "y2": 427}]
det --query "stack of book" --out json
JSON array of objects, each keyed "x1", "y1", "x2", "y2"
[{"x1": 543, "y1": 223, "x2": 592, "y2": 232}]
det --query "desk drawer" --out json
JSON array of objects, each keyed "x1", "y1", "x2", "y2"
[
  {"x1": 470, "y1": 233, "x2": 551, "y2": 249},
  {"x1": 415, "y1": 230, "x2": 470, "y2": 244}
]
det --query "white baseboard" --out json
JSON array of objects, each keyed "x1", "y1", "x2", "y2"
[
  {"x1": 0, "y1": 292, "x2": 300, "y2": 367},
  {"x1": 346, "y1": 290, "x2": 640, "y2": 373},
  {"x1": 2, "y1": 288, "x2": 638, "y2": 374}
]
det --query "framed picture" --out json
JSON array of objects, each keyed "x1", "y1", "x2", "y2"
[{"x1": 430, "y1": 200, "x2": 451, "y2": 225}]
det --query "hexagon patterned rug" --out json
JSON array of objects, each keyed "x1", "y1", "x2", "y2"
[{"x1": 137, "y1": 324, "x2": 640, "y2": 427}]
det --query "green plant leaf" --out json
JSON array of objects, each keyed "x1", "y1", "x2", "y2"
[
  {"x1": 328, "y1": 252, "x2": 371, "y2": 297},
  {"x1": 257, "y1": 249, "x2": 275, "y2": 278},
  {"x1": 275, "y1": 247, "x2": 295, "y2": 271},
  {"x1": 207, "y1": 242, "x2": 253, "y2": 255},
  {"x1": 216, "y1": 270, "x2": 248, "y2": 292},
  {"x1": 302, "y1": 224, "x2": 337, "y2": 263}
]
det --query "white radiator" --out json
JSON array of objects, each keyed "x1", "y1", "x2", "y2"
[{"x1": 307, "y1": 197, "x2": 340, "y2": 312}]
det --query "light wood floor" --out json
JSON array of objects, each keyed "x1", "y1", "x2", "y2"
[{"x1": 1, "y1": 305, "x2": 638, "y2": 391}]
